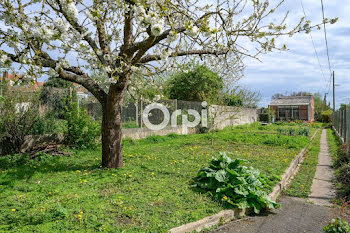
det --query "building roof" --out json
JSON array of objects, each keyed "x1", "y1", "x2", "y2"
[
  {"x1": 269, "y1": 95, "x2": 313, "y2": 106},
  {"x1": 1, "y1": 72, "x2": 89, "y2": 94},
  {"x1": 1, "y1": 72, "x2": 43, "y2": 92},
  {"x1": 73, "y1": 83, "x2": 89, "y2": 94}
]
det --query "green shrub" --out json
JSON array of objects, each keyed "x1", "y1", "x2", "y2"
[
  {"x1": 193, "y1": 153, "x2": 278, "y2": 214},
  {"x1": 31, "y1": 116, "x2": 67, "y2": 135},
  {"x1": 333, "y1": 145, "x2": 350, "y2": 169},
  {"x1": 258, "y1": 108, "x2": 275, "y2": 123},
  {"x1": 0, "y1": 91, "x2": 42, "y2": 155},
  {"x1": 335, "y1": 164, "x2": 350, "y2": 200},
  {"x1": 64, "y1": 104, "x2": 100, "y2": 149},
  {"x1": 39, "y1": 77, "x2": 77, "y2": 119},
  {"x1": 323, "y1": 218, "x2": 350, "y2": 233},
  {"x1": 298, "y1": 127, "x2": 310, "y2": 137},
  {"x1": 276, "y1": 126, "x2": 310, "y2": 137},
  {"x1": 165, "y1": 63, "x2": 223, "y2": 102},
  {"x1": 321, "y1": 109, "x2": 333, "y2": 123}
]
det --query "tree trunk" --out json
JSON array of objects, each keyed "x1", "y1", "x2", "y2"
[{"x1": 101, "y1": 82, "x2": 127, "y2": 168}]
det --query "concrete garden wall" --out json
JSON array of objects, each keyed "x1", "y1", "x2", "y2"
[{"x1": 0, "y1": 108, "x2": 258, "y2": 153}]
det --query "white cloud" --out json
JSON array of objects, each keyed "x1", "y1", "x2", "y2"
[{"x1": 240, "y1": 0, "x2": 348, "y2": 108}]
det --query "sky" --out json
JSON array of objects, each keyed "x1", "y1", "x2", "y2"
[
  {"x1": 1, "y1": 0, "x2": 348, "y2": 109},
  {"x1": 237, "y1": 0, "x2": 350, "y2": 108}
]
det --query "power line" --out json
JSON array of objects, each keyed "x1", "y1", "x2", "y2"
[
  {"x1": 320, "y1": 0, "x2": 333, "y2": 94},
  {"x1": 300, "y1": 0, "x2": 328, "y2": 94}
]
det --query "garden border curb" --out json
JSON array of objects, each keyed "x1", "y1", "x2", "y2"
[
  {"x1": 268, "y1": 128, "x2": 319, "y2": 201},
  {"x1": 168, "y1": 128, "x2": 320, "y2": 233}
]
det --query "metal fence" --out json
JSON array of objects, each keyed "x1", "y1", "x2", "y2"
[
  {"x1": 82, "y1": 99, "x2": 204, "y2": 128},
  {"x1": 333, "y1": 106, "x2": 350, "y2": 144}
]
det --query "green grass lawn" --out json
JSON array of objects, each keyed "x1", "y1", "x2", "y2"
[
  {"x1": 0, "y1": 122, "x2": 319, "y2": 232},
  {"x1": 283, "y1": 130, "x2": 322, "y2": 198},
  {"x1": 326, "y1": 128, "x2": 342, "y2": 161}
]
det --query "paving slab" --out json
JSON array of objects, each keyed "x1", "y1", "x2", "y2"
[
  {"x1": 308, "y1": 129, "x2": 336, "y2": 206},
  {"x1": 211, "y1": 197, "x2": 332, "y2": 233}
]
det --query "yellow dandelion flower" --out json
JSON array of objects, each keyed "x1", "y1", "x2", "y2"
[{"x1": 11, "y1": 209, "x2": 16, "y2": 212}]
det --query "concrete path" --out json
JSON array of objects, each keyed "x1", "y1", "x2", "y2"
[
  {"x1": 308, "y1": 129, "x2": 336, "y2": 206},
  {"x1": 212, "y1": 197, "x2": 331, "y2": 233},
  {"x1": 211, "y1": 129, "x2": 337, "y2": 233}
]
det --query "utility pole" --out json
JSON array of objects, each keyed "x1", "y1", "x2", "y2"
[{"x1": 333, "y1": 71, "x2": 335, "y2": 112}]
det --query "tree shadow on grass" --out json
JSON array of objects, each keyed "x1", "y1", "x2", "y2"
[{"x1": 0, "y1": 152, "x2": 102, "y2": 190}]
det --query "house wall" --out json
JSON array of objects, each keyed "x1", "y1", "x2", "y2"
[
  {"x1": 300, "y1": 105, "x2": 308, "y2": 120},
  {"x1": 208, "y1": 106, "x2": 258, "y2": 130},
  {"x1": 269, "y1": 96, "x2": 315, "y2": 122},
  {"x1": 270, "y1": 106, "x2": 278, "y2": 119},
  {"x1": 270, "y1": 105, "x2": 309, "y2": 121},
  {"x1": 310, "y1": 96, "x2": 315, "y2": 122}
]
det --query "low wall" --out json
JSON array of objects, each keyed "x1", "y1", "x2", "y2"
[
  {"x1": 209, "y1": 106, "x2": 258, "y2": 130},
  {"x1": 122, "y1": 126, "x2": 197, "y2": 140},
  {"x1": 21, "y1": 134, "x2": 65, "y2": 152},
  {"x1": 1, "y1": 108, "x2": 258, "y2": 153},
  {"x1": 332, "y1": 126, "x2": 345, "y2": 144}
]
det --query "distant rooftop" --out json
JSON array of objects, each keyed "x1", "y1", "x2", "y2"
[{"x1": 269, "y1": 95, "x2": 313, "y2": 106}]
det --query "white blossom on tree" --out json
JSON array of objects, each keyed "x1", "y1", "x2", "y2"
[{"x1": 0, "y1": 0, "x2": 338, "y2": 168}]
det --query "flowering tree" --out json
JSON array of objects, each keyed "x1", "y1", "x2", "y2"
[{"x1": 0, "y1": 0, "x2": 337, "y2": 168}]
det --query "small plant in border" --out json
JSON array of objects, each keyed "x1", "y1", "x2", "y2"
[
  {"x1": 323, "y1": 218, "x2": 350, "y2": 233},
  {"x1": 193, "y1": 153, "x2": 279, "y2": 214}
]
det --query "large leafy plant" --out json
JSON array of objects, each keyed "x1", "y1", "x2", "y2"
[
  {"x1": 193, "y1": 153, "x2": 278, "y2": 214},
  {"x1": 323, "y1": 218, "x2": 350, "y2": 233}
]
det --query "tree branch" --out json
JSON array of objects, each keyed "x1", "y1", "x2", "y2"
[
  {"x1": 95, "y1": 0, "x2": 110, "y2": 54},
  {"x1": 137, "y1": 49, "x2": 229, "y2": 64},
  {"x1": 123, "y1": 5, "x2": 134, "y2": 49},
  {"x1": 4, "y1": 50, "x2": 107, "y2": 104},
  {"x1": 58, "y1": 68, "x2": 107, "y2": 103},
  {"x1": 53, "y1": 0, "x2": 106, "y2": 64}
]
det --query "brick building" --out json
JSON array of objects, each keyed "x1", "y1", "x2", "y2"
[
  {"x1": 269, "y1": 95, "x2": 315, "y2": 122},
  {"x1": 1, "y1": 71, "x2": 44, "y2": 92}
]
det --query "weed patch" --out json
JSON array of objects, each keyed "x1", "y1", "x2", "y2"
[
  {"x1": 0, "y1": 123, "x2": 317, "y2": 232},
  {"x1": 284, "y1": 130, "x2": 321, "y2": 198}
]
